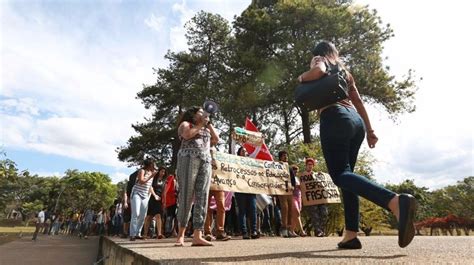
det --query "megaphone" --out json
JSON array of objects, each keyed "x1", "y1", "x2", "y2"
[{"x1": 203, "y1": 100, "x2": 219, "y2": 117}]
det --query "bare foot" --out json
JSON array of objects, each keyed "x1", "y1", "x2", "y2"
[
  {"x1": 174, "y1": 237, "x2": 185, "y2": 247},
  {"x1": 388, "y1": 195, "x2": 400, "y2": 221},
  {"x1": 191, "y1": 237, "x2": 213, "y2": 247}
]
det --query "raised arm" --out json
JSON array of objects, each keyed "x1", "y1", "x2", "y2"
[
  {"x1": 178, "y1": 121, "x2": 206, "y2": 140},
  {"x1": 137, "y1": 169, "x2": 155, "y2": 184},
  {"x1": 298, "y1": 56, "x2": 328, "y2": 82}
]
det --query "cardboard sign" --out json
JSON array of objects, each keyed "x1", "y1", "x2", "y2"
[
  {"x1": 299, "y1": 171, "x2": 341, "y2": 205},
  {"x1": 231, "y1": 127, "x2": 265, "y2": 146},
  {"x1": 210, "y1": 152, "x2": 292, "y2": 195}
]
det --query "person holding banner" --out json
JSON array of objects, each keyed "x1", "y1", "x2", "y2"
[
  {"x1": 175, "y1": 106, "x2": 219, "y2": 247},
  {"x1": 301, "y1": 158, "x2": 328, "y2": 237},
  {"x1": 235, "y1": 147, "x2": 259, "y2": 240},
  {"x1": 277, "y1": 151, "x2": 296, "y2": 238},
  {"x1": 298, "y1": 41, "x2": 417, "y2": 249},
  {"x1": 290, "y1": 165, "x2": 307, "y2": 237}
]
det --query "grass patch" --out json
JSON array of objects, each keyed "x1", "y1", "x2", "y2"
[
  {"x1": 0, "y1": 227, "x2": 36, "y2": 245},
  {"x1": 0, "y1": 226, "x2": 36, "y2": 233}
]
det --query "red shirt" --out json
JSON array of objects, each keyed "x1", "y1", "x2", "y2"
[{"x1": 163, "y1": 175, "x2": 177, "y2": 207}]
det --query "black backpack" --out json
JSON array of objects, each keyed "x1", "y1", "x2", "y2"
[{"x1": 126, "y1": 170, "x2": 139, "y2": 197}]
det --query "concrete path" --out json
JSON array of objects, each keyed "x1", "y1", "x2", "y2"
[
  {"x1": 108, "y1": 235, "x2": 474, "y2": 264},
  {"x1": 0, "y1": 235, "x2": 99, "y2": 265}
]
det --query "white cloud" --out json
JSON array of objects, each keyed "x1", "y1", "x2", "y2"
[
  {"x1": 0, "y1": 98, "x2": 39, "y2": 116},
  {"x1": 350, "y1": 0, "x2": 474, "y2": 189},
  {"x1": 144, "y1": 13, "x2": 165, "y2": 32},
  {"x1": 1, "y1": 3, "x2": 155, "y2": 169},
  {"x1": 30, "y1": 171, "x2": 62, "y2": 178},
  {"x1": 168, "y1": 0, "x2": 195, "y2": 52},
  {"x1": 110, "y1": 171, "x2": 131, "y2": 183}
]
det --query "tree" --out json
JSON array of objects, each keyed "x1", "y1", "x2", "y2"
[
  {"x1": 119, "y1": 1, "x2": 418, "y2": 166},
  {"x1": 60, "y1": 170, "x2": 117, "y2": 213},
  {"x1": 385, "y1": 179, "x2": 431, "y2": 228},
  {"x1": 429, "y1": 177, "x2": 474, "y2": 219},
  {"x1": 118, "y1": 12, "x2": 237, "y2": 169},
  {"x1": 233, "y1": 0, "x2": 418, "y2": 143}
]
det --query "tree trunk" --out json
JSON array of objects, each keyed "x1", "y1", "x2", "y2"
[
  {"x1": 282, "y1": 109, "x2": 291, "y2": 145},
  {"x1": 301, "y1": 108, "x2": 311, "y2": 143},
  {"x1": 227, "y1": 123, "x2": 234, "y2": 154}
]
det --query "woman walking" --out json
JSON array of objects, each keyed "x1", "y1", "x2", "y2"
[
  {"x1": 298, "y1": 41, "x2": 416, "y2": 249},
  {"x1": 129, "y1": 158, "x2": 160, "y2": 241}
]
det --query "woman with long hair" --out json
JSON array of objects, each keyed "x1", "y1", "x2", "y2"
[
  {"x1": 129, "y1": 158, "x2": 159, "y2": 241},
  {"x1": 298, "y1": 41, "x2": 416, "y2": 249},
  {"x1": 175, "y1": 106, "x2": 219, "y2": 247},
  {"x1": 143, "y1": 166, "x2": 167, "y2": 239}
]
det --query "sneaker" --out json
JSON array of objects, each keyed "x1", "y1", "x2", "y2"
[
  {"x1": 242, "y1": 234, "x2": 250, "y2": 240},
  {"x1": 281, "y1": 229, "x2": 288, "y2": 238},
  {"x1": 216, "y1": 232, "x2": 231, "y2": 241},
  {"x1": 250, "y1": 232, "x2": 260, "y2": 239},
  {"x1": 204, "y1": 234, "x2": 214, "y2": 241},
  {"x1": 130, "y1": 237, "x2": 136, "y2": 241}
]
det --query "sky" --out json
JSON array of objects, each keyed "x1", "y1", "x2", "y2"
[{"x1": 1, "y1": 0, "x2": 473, "y2": 190}]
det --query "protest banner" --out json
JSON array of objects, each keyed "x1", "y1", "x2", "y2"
[
  {"x1": 231, "y1": 127, "x2": 265, "y2": 146},
  {"x1": 299, "y1": 171, "x2": 341, "y2": 205},
  {"x1": 210, "y1": 152, "x2": 292, "y2": 195}
]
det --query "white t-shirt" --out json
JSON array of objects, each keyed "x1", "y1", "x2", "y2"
[{"x1": 38, "y1": 211, "x2": 45, "y2": 223}]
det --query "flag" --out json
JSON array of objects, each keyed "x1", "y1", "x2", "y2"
[{"x1": 244, "y1": 117, "x2": 273, "y2": 161}]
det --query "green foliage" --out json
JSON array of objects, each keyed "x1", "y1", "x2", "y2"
[
  {"x1": 428, "y1": 177, "x2": 473, "y2": 219},
  {"x1": 60, "y1": 170, "x2": 117, "y2": 213},
  {"x1": 0, "y1": 154, "x2": 117, "y2": 219},
  {"x1": 385, "y1": 179, "x2": 432, "y2": 227},
  {"x1": 119, "y1": 0, "x2": 418, "y2": 166}
]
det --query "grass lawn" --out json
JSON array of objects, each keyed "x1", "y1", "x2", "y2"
[
  {"x1": 0, "y1": 226, "x2": 36, "y2": 233},
  {"x1": 0, "y1": 226, "x2": 36, "y2": 245}
]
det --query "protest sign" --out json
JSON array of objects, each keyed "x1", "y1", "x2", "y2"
[
  {"x1": 299, "y1": 171, "x2": 341, "y2": 205},
  {"x1": 210, "y1": 152, "x2": 292, "y2": 195}
]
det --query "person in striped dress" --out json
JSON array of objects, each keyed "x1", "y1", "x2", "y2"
[{"x1": 129, "y1": 158, "x2": 160, "y2": 241}]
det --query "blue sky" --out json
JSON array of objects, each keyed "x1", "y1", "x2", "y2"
[{"x1": 1, "y1": 0, "x2": 473, "y2": 189}]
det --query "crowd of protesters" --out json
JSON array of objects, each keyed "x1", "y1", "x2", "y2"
[
  {"x1": 119, "y1": 152, "x2": 329, "y2": 242},
  {"x1": 32, "y1": 153, "x2": 330, "y2": 243}
]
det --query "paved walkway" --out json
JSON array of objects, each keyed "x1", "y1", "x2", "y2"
[
  {"x1": 109, "y1": 235, "x2": 474, "y2": 264},
  {"x1": 0, "y1": 235, "x2": 99, "y2": 265},
  {"x1": 1, "y1": 234, "x2": 473, "y2": 264}
]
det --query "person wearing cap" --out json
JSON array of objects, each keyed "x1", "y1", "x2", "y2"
[
  {"x1": 297, "y1": 41, "x2": 417, "y2": 249},
  {"x1": 175, "y1": 106, "x2": 219, "y2": 247}
]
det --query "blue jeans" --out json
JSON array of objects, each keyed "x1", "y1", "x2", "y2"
[
  {"x1": 235, "y1": 193, "x2": 257, "y2": 234},
  {"x1": 320, "y1": 105, "x2": 396, "y2": 232},
  {"x1": 130, "y1": 192, "x2": 149, "y2": 237}
]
